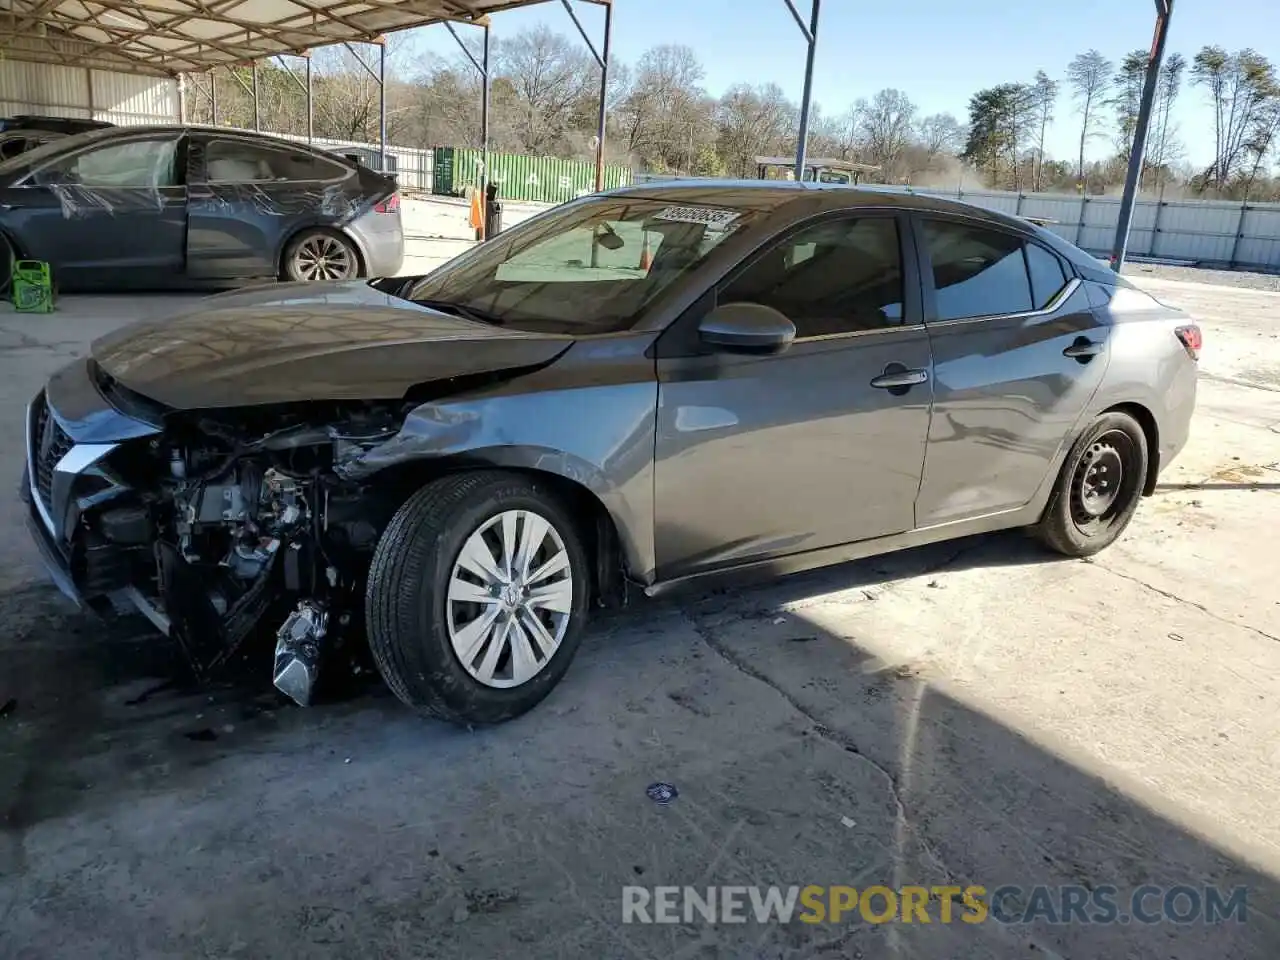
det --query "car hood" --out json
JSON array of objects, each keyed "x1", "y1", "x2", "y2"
[{"x1": 90, "y1": 281, "x2": 573, "y2": 409}]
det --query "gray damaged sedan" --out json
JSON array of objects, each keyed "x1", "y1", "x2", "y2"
[{"x1": 21, "y1": 182, "x2": 1201, "y2": 724}]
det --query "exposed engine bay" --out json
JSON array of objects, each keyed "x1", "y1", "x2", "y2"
[{"x1": 80, "y1": 401, "x2": 409, "y2": 707}]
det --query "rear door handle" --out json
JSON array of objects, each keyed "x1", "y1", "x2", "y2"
[
  {"x1": 1063, "y1": 337, "x2": 1104, "y2": 360},
  {"x1": 870, "y1": 367, "x2": 929, "y2": 390}
]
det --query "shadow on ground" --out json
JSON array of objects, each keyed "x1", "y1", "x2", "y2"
[{"x1": 1, "y1": 531, "x2": 1276, "y2": 958}]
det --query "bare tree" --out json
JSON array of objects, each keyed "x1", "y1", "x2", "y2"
[
  {"x1": 1029, "y1": 70, "x2": 1058, "y2": 191},
  {"x1": 1149, "y1": 52, "x2": 1186, "y2": 196},
  {"x1": 1241, "y1": 97, "x2": 1280, "y2": 200},
  {"x1": 618, "y1": 44, "x2": 710, "y2": 172},
  {"x1": 1066, "y1": 50, "x2": 1113, "y2": 185},
  {"x1": 917, "y1": 113, "x2": 966, "y2": 162},
  {"x1": 715, "y1": 83, "x2": 796, "y2": 178},
  {"x1": 860, "y1": 88, "x2": 917, "y2": 180},
  {"x1": 497, "y1": 25, "x2": 596, "y2": 155}
]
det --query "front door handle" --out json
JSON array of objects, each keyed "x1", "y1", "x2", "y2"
[
  {"x1": 870, "y1": 366, "x2": 929, "y2": 390},
  {"x1": 1063, "y1": 337, "x2": 1104, "y2": 361}
]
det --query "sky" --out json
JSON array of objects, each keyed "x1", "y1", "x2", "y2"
[{"x1": 403, "y1": 0, "x2": 1280, "y2": 172}]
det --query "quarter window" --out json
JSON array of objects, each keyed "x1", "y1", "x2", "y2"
[
  {"x1": 203, "y1": 140, "x2": 348, "y2": 183},
  {"x1": 719, "y1": 217, "x2": 905, "y2": 337},
  {"x1": 923, "y1": 220, "x2": 1032, "y2": 321},
  {"x1": 31, "y1": 137, "x2": 178, "y2": 188},
  {"x1": 1026, "y1": 242, "x2": 1069, "y2": 308}
]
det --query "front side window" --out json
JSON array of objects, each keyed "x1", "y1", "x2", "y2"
[
  {"x1": 406, "y1": 198, "x2": 756, "y2": 334},
  {"x1": 923, "y1": 220, "x2": 1033, "y2": 321},
  {"x1": 203, "y1": 139, "x2": 348, "y2": 183},
  {"x1": 30, "y1": 137, "x2": 178, "y2": 188},
  {"x1": 719, "y1": 216, "x2": 905, "y2": 338}
]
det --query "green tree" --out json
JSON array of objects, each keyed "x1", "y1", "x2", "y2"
[
  {"x1": 962, "y1": 84, "x2": 1032, "y2": 188},
  {"x1": 1192, "y1": 46, "x2": 1278, "y2": 192}
]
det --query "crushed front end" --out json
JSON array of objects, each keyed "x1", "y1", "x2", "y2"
[{"x1": 22, "y1": 357, "x2": 401, "y2": 706}]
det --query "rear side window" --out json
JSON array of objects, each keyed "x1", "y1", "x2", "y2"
[
  {"x1": 1026, "y1": 242, "x2": 1069, "y2": 308},
  {"x1": 203, "y1": 139, "x2": 348, "y2": 183},
  {"x1": 0, "y1": 137, "x2": 29, "y2": 161},
  {"x1": 923, "y1": 220, "x2": 1032, "y2": 321}
]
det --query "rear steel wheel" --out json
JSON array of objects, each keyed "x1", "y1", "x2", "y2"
[{"x1": 1036, "y1": 412, "x2": 1148, "y2": 557}]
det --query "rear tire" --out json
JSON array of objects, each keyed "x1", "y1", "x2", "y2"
[
  {"x1": 1035, "y1": 411, "x2": 1148, "y2": 557},
  {"x1": 366, "y1": 472, "x2": 590, "y2": 725},
  {"x1": 282, "y1": 228, "x2": 360, "y2": 282}
]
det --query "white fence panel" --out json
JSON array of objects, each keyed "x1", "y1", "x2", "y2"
[{"x1": 875, "y1": 185, "x2": 1280, "y2": 270}]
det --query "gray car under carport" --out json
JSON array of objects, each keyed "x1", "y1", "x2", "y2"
[{"x1": 0, "y1": 124, "x2": 403, "y2": 290}]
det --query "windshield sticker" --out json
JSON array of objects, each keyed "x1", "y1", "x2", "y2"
[{"x1": 651, "y1": 205, "x2": 742, "y2": 229}]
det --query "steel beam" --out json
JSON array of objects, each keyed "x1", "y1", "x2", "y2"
[
  {"x1": 446, "y1": 20, "x2": 493, "y2": 200},
  {"x1": 481, "y1": 24, "x2": 491, "y2": 198},
  {"x1": 1110, "y1": 0, "x2": 1174, "y2": 272},
  {"x1": 790, "y1": 0, "x2": 820, "y2": 180},
  {"x1": 306, "y1": 55, "x2": 313, "y2": 143},
  {"x1": 559, "y1": 0, "x2": 612, "y2": 191},
  {"x1": 594, "y1": 1, "x2": 612, "y2": 190},
  {"x1": 379, "y1": 41, "x2": 387, "y2": 171}
]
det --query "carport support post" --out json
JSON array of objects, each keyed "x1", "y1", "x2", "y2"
[
  {"x1": 787, "y1": 0, "x2": 821, "y2": 180},
  {"x1": 378, "y1": 41, "x2": 388, "y2": 172},
  {"x1": 252, "y1": 61, "x2": 260, "y2": 131},
  {"x1": 560, "y1": 0, "x2": 611, "y2": 192},
  {"x1": 306, "y1": 55, "x2": 313, "y2": 143},
  {"x1": 481, "y1": 24, "x2": 491, "y2": 203},
  {"x1": 210, "y1": 69, "x2": 218, "y2": 126},
  {"x1": 593, "y1": 1, "x2": 612, "y2": 191},
  {"x1": 1110, "y1": 0, "x2": 1174, "y2": 273}
]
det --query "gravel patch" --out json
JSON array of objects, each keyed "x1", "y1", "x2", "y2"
[{"x1": 1121, "y1": 262, "x2": 1280, "y2": 292}]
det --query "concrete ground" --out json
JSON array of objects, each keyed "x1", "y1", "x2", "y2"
[{"x1": 1, "y1": 220, "x2": 1279, "y2": 958}]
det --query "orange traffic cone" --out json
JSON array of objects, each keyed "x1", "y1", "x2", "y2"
[
  {"x1": 638, "y1": 232, "x2": 653, "y2": 271},
  {"x1": 469, "y1": 187, "x2": 485, "y2": 240}
]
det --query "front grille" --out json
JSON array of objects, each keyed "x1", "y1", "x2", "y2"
[{"x1": 31, "y1": 392, "x2": 73, "y2": 515}]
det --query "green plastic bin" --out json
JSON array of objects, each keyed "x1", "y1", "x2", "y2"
[{"x1": 11, "y1": 260, "x2": 54, "y2": 313}]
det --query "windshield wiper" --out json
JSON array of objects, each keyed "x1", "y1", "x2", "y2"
[{"x1": 414, "y1": 298, "x2": 505, "y2": 326}]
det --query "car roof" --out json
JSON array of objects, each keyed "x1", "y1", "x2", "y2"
[
  {"x1": 609, "y1": 178, "x2": 1026, "y2": 225},
  {"x1": 604, "y1": 178, "x2": 1110, "y2": 277}
]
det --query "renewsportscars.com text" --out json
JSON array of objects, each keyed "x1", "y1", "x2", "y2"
[{"x1": 621, "y1": 884, "x2": 1249, "y2": 926}]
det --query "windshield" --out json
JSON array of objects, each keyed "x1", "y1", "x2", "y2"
[{"x1": 406, "y1": 196, "x2": 756, "y2": 334}]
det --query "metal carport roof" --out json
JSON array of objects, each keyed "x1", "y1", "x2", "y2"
[{"x1": 0, "y1": 0, "x2": 555, "y2": 76}]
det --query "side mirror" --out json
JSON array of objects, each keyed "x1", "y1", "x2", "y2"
[{"x1": 698, "y1": 302, "x2": 796, "y2": 354}]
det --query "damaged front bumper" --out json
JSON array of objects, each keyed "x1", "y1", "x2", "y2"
[{"x1": 22, "y1": 361, "x2": 169, "y2": 632}]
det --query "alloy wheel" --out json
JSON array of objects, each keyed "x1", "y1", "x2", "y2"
[
  {"x1": 445, "y1": 509, "x2": 575, "y2": 689},
  {"x1": 292, "y1": 234, "x2": 354, "y2": 281}
]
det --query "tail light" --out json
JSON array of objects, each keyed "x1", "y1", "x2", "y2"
[
  {"x1": 373, "y1": 193, "x2": 400, "y2": 214},
  {"x1": 1175, "y1": 324, "x2": 1202, "y2": 360}
]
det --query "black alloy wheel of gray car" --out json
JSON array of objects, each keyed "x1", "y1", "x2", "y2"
[
  {"x1": 1035, "y1": 410, "x2": 1149, "y2": 557},
  {"x1": 366, "y1": 472, "x2": 591, "y2": 724},
  {"x1": 283, "y1": 228, "x2": 360, "y2": 282}
]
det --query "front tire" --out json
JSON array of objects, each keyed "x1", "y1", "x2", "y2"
[
  {"x1": 1035, "y1": 411, "x2": 1149, "y2": 557},
  {"x1": 366, "y1": 472, "x2": 590, "y2": 725}
]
